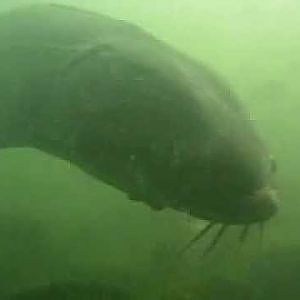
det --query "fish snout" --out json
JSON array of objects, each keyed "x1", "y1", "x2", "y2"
[{"x1": 248, "y1": 187, "x2": 279, "y2": 222}]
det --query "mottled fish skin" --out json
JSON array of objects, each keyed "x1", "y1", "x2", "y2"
[{"x1": 0, "y1": 4, "x2": 278, "y2": 225}]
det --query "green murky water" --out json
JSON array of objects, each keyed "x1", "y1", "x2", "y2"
[{"x1": 0, "y1": 1, "x2": 298, "y2": 299}]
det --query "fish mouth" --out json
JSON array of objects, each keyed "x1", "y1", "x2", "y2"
[
  {"x1": 196, "y1": 186, "x2": 279, "y2": 226},
  {"x1": 178, "y1": 186, "x2": 279, "y2": 257},
  {"x1": 239, "y1": 186, "x2": 279, "y2": 224}
]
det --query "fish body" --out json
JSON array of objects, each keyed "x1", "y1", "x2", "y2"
[{"x1": 0, "y1": 4, "x2": 278, "y2": 225}]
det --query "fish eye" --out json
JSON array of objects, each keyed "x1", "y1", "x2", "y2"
[{"x1": 270, "y1": 156, "x2": 277, "y2": 173}]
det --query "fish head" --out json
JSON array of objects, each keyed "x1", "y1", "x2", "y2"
[{"x1": 176, "y1": 120, "x2": 279, "y2": 225}]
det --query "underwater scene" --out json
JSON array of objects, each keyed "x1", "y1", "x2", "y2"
[{"x1": 0, "y1": 0, "x2": 299, "y2": 299}]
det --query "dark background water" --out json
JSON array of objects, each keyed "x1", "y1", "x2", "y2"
[{"x1": 0, "y1": 1, "x2": 299, "y2": 299}]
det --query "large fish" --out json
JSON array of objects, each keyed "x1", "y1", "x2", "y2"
[{"x1": 0, "y1": 4, "x2": 278, "y2": 251}]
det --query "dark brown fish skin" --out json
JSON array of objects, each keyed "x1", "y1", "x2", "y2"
[{"x1": 0, "y1": 4, "x2": 278, "y2": 225}]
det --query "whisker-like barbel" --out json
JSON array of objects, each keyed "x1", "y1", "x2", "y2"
[
  {"x1": 202, "y1": 224, "x2": 228, "y2": 256},
  {"x1": 178, "y1": 222, "x2": 216, "y2": 256},
  {"x1": 239, "y1": 224, "x2": 250, "y2": 244},
  {"x1": 258, "y1": 221, "x2": 265, "y2": 250}
]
